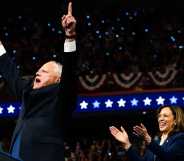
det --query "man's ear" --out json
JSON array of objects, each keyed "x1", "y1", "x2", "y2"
[{"x1": 57, "y1": 77, "x2": 61, "y2": 83}]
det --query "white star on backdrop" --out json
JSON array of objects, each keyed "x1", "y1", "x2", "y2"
[
  {"x1": 80, "y1": 101, "x2": 88, "y2": 109},
  {"x1": 105, "y1": 99, "x2": 113, "y2": 108},
  {"x1": 117, "y1": 98, "x2": 126, "y2": 107},
  {"x1": 0, "y1": 107, "x2": 3, "y2": 114},
  {"x1": 93, "y1": 101, "x2": 100, "y2": 108},
  {"x1": 143, "y1": 97, "x2": 152, "y2": 106},
  {"x1": 156, "y1": 96, "x2": 165, "y2": 105},
  {"x1": 131, "y1": 98, "x2": 138, "y2": 106},
  {"x1": 170, "y1": 96, "x2": 178, "y2": 104},
  {"x1": 7, "y1": 105, "x2": 15, "y2": 113}
]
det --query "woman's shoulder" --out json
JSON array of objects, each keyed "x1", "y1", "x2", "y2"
[{"x1": 169, "y1": 131, "x2": 184, "y2": 140}]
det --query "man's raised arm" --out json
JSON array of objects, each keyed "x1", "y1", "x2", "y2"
[
  {"x1": 62, "y1": 2, "x2": 76, "y2": 52},
  {"x1": 0, "y1": 40, "x2": 29, "y2": 99}
]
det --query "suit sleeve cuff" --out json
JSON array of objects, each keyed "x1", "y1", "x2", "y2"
[
  {"x1": 0, "y1": 44, "x2": 6, "y2": 56},
  {"x1": 64, "y1": 40, "x2": 76, "y2": 52}
]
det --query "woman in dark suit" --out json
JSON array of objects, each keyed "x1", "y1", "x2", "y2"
[{"x1": 109, "y1": 106, "x2": 184, "y2": 161}]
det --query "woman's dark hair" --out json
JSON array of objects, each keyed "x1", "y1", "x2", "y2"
[{"x1": 157, "y1": 106, "x2": 184, "y2": 136}]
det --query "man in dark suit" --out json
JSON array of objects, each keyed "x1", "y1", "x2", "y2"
[{"x1": 0, "y1": 2, "x2": 77, "y2": 161}]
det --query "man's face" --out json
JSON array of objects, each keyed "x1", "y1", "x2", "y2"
[{"x1": 33, "y1": 61, "x2": 61, "y2": 89}]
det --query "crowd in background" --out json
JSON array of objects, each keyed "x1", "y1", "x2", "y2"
[
  {"x1": 0, "y1": 111, "x2": 157, "y2": 161},
  {"x1": 0, "y1": 130, "x2": 156, "y2": 161},
  {"x1": 0, "y1": 6, "x2": 183, "y2": 93}
]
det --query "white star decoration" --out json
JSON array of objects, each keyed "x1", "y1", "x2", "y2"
[
  {"x1": 7, "y1": 105, "x2": 15, "y2": 113},
  {"x1": 117, "y1": 99, "x2": 126, "y2": 107},
  {"x1": 93, "y1": 101, "x2": 100, "y2": 108},
  {"x1": 143, "y1": 97, "x2": 152, "y2": 106},
  {"x1": 170, "y1": 96, "x2": 178, "y2": 104},
  {"x1": 0, "y1": 93, "x2": 182, "y2": 117},
  {"x1": 105, "y1": 99, "x2": 113, "y2": 108},
  {"x1": 0, "y1": 107, "x2": 3, "y2": 114},
  {"x1": 131, "y1": 98, "x2": 138, "y2": 106},
  {"x1": 80, "y1": 101, "x2": 88, "y2": 109},
  {"x1": 156, "y1": 96, "x2": 165, "y2": 105},
  {"x1": 78, "y1": 95, "x2": 181, "y2": 111}
]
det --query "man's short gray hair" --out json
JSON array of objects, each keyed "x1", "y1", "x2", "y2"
[{"x1": 53, "y1": 61, "x2": 63, "y2": 76}]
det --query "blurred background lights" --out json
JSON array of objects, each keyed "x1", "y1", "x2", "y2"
[
  {"x1": 125, "y1": 12, "x2": 129, "y2": 16},
  {"x1": 96, "y1": 30, "x2": 100, "y2": 34},
  {"x1": 105, "y1": 32, "x2": 109, "y2": 35},
  {"x1": 98, "y1": 35, "x2": 102, "y2": 39},
  {"x1": 13, "y1": 50, "x2": 16, "y2": 54},
  {"x1": 121, "y1": 26, "x2": 125, "y2": 30},
  {"x1": 118, "y1": 46, "x2": 123, "y2": 50},
  {"x1": 86, "y1": 15, "x2": 90, "y2": 19},
  {"x1": 132, "y1": 32, "x2": 136, "y2": 35},
  {"x1": 51, "y1": 28, "x2": 55, "y2": 32},
  {"x1": 170, "y1": 36, "x2": 176, "y2": 42},
  {"x1": 18, "y1": 16, "x2": 22, "y2": 20},
  {"x1": 5, "y1": 32, "x2": 9, "y2": 36},
  {"x1": 52, "y1": 54, "x2": 57, "y2": 58},
  {"x1": 178, "y1": 45, "x2": 183, "y2": 49},
  {"x1": 115, "y1": 34, "x2": 119, "y2": 38},
  {"x1": 48, "y1": 22, "x2": 51, "y2": 27},
  {"x1": 87, "y1": 22, "x2": 92, "y2": 26},
  {"x1": 101, "y1": 20, "x2": 105, "y2": 24},
  {"x1": 58, "y1": 30, "x2": 62, "y2": 34},
  {"x1": 144, "y1": 28, "x2": 149, "y2": 32}
]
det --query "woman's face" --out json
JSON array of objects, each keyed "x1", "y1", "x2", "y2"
[{"x1": 158, "y1": 107, "x2": 175, "y2": 134}]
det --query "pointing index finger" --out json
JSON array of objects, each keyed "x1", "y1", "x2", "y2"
[{"x1": 68, "y1": 2, "x2": 72, "y2": 16}]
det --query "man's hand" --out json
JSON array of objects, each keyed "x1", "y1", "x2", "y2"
[{"x1": 61, "y1": 2, "x2": 76, "y2": 38}]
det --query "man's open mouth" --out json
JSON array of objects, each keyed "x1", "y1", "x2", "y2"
[{"x1": 35, "y1": 78, "x2": 41, "y2": 83}]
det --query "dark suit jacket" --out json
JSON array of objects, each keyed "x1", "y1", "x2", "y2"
[
  {"x1": 127, "y1": 132, "x2": 184, "y2": 161},
  {"x1": 0, "y1": 50, "x2": 77, "y2": 161}
]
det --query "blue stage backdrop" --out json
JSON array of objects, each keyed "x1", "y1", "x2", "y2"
[
  {"x1": 0, "y1": 90, "x2": 184, "y2": 117},
  {"x1": 77, "y1": 90, "x2": 184, "y2": 113}
]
